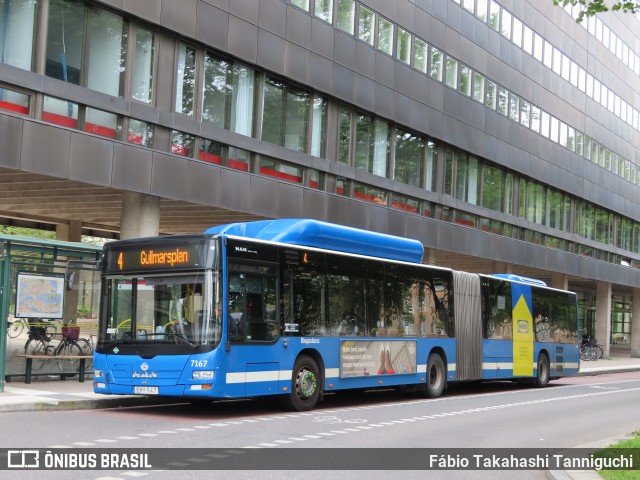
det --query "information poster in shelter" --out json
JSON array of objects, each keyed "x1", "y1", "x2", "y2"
[{"x1": 15, "y1": 272, "x2": 65, "y2": 319}]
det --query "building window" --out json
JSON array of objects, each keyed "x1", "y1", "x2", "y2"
[
  {"x1": 128, "y1": 119, "x2": 154, "y2": 147},
  {"x1": 198, "y1": 139, "x2": 223, "y2": 164},
  {"x1": 355, "y1": 114, "x2": 388, "y2": 177},
  {"x1": 46, "y1": 0, "x2": 84, "y2": 86},
  {"x1": 259, "y1": 158, "x2": 303, "y2": 184},
  {"x1": 42, "y1": 96, "x2": 78, "y2": 129},
  {"x1": 314, "y1": 0, "x2": 332, "y2": 24},
  {"x1": 46, "y1": 1, "x2": 126, "y2": 96},
  {"x1": 85, "y1": 108, "x2": 121, "y2": 139},
  {"x1": 481, "y1": 164, "x2": 505, "y2": 212},
  {"x1": 336, "y1": 0, "x2": 355, "y2": 34},
  {"x1": 472, "y1": 72, "x2": 484, "y2": 102},
  {"x1": 488, "y1": 0, "x2": 500, "y2": 31},
  {"x1": 308, "y1": 169, "x2": 324, "y2": 190},
  {"x1": 132, "y1": 27, "x2": 155, "y2": 104},
  {"x1": 394, "y1": 128, "x2": 423, "y2": 188},
  {"x1": 0, "y1": 0, "x2": 36, "y2": 71},
  {"x1": 290, "y1": 0, "x2": 309, "y2": 12},
  {"x1": 171, "y1": 130, "x2": 195, "y2": 157},
  {"x1": 520, "y1": 100, "x2": 530, "y2": 128},
  {"x1": 262, "y1": 77, "x2": 309, "y2": 152},
  {"x1": 354, "y1": 183, "x2": 387, "y2": 205},
  {"x1": 429, "y1": 47, "x2": 443, "y2": 82},
  {"x1": 175, "y1": 42, "x2": 196, "y2": 116},
  {"x1": 311, "y1": 95, "x2": 327, "y2": 158},
  {"x1": 336, "y1": 176, "x2": 349, "y2": 196},
  {"x1": 509, "y1": 94, "x2": 520, "y2": 122},
  {"x1": 0, "y1": 86, "x2": 29, "y2": 114},
  {"x1": 414, "y1": 38, "x2": 427, "y2": 73},
  {"x1": 459, "y1": 64, "x2": 471, "y2": 96},
  {"x1": 336, "y1": 107, "x2": 352, "y2": 166},
  {"x1": 202, "y1": 53, "x2": 254, "y2": 136},
  {"x1": 500, "y1": 9, "x2": 512, "y2": 39},
  {"x1": 377, "y1": 17, "x2": 393, "y2": 55},
  {"x1": 392, "y1": 194, "x2": 419, "y2": 214},
  {"x1": 485, "y1": 79, "x2": 497, "y2": 110},
  {"x1": 397, "y1": 28, "x2": 411, "y2": 64},
  {"x1": 547, "y1": 188, "x2": 570, "y2": 232},
  {"x1": 358, "y1": 5, "x2": 375, "y2": 45},
  {"x1": 497, "y1": 86, "x2": 508, "y2": 116},
  {"x1": 228, "y1": 146, "x2": 250, "y2": 172},
  {"x1": 445, "y1": 56, "x2": 458, "y2": 89}
]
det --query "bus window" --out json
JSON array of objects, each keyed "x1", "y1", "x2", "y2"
[
  {"x1": 228, "y1": 265, "x2": 278, "y2": 342},
  {"x1": 483, "y1": 278, "x2": 512, "y2": 340}
]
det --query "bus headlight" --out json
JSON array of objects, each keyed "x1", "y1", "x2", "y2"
[
  {"x1": 192, "y1": 370, "x2": 214, "y2": 380},
  {"x1": 94, "y1": 369, "x2": 104, "y2": 378}
]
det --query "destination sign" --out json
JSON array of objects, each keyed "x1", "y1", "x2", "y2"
[{"x1": 104, "y1": 237, "x2": 215, "y2": 273}]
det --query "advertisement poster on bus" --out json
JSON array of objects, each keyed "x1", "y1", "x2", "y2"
[{"x1": 340, "y1": 340, "x2": 417, "y2": 378}]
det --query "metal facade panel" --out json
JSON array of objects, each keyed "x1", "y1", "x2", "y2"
[
  {"x1": 228, "y1": 16, "x2": 258, "y2": 64},
  {"x1": 275, "y1": 182, "x2": 303, "y2": 218},
  {"x1": 258, "y1": 30, "x2": 286, "y2": 76},
  {"x1": 285, "y1": 6, "x2": 311, "y2": 50},
  {"x1": 21, "y1": 122, "x2": 70, "y2": 178},
  {"x1": 112, "y1": 143, "x2": 153, "y2": 193},
  {"x1": 0, "y1": 114, "x2": 22, "y2": 169},
  {"x1": 160, "y1": 0, "x2": 197, "y2": 38},
  {"x1": 219, "y1": 168, "x2": 251, "y2": 212},
  {"x1": 248, "y1": 175, "x2": 278, "y2": 217},
  {"x1": 258, "y1": 0, "x2": 287, "y2": 37},
  {"x1": 186, "y1": 161, "x2": 221, "y2": 206},
  {"x1": 195, "y1": 2, "x2": 229, "y2": 52},
  {"x1": 284, "y1": 41, "x2": 310, "y2": 85},
  {"x1": 68, "y1": 132, "x2": 114, "y2": 186},
  {"x1": 150, "y1": 153, "x2": 189, "y2": 199}
]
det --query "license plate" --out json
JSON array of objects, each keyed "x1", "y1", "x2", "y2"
[{"x1": 134, "y1": 386, "x2": 158, "y2": 395}]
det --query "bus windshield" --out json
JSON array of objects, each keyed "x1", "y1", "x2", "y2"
[{"x1": 101, "y1": 270, "x2": 221, "y2": 350}]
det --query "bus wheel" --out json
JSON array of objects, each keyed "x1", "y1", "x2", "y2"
[
  {"x1": 283, "y1": 356, "x2": 321, "y2": 411},
  {"x1": 535, "y1": 353, "x2": 550, "y2": 388},
  {"x1": 419, "y1": 353, "x2": 446, "y2": 398}
]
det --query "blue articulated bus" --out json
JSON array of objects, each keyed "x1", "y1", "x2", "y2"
[{"x1": 93, "y1": 219, "x2": 580, "y2": 411}]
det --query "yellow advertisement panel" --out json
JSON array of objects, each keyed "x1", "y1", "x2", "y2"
[{"x1": 512, "y1": 294, "x2": 534, "y2": 376}]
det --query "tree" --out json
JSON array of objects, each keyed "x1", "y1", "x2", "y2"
[{"x1": 553, "y1": 1, "x2": 640, "y2": 22}]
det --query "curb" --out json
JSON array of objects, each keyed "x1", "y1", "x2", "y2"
[{"x1": 0, "y1": 395, "x2": 185, "y2": 414}]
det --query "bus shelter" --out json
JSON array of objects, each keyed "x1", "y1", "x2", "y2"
[{"x1": 0, "y1": 235, "x2": 102, "y2": 392}]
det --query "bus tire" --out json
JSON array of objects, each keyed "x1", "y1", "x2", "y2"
[
  {"x1": 535, "y1": 353, "x2": 550, "y2": 388},
  {"x1": 419, "y1": 353, "x2": 446, "y2": 398},
  {"x1": 282, "y1": 356, "x2": 321, "y2": 412}
]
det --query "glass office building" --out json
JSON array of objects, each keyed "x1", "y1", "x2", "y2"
[{"x1": 0, "y1": 0, "x2": 639, "y2": 355}]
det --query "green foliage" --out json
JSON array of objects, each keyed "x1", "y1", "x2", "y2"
[
  {"x1": 0, "y1": 226, "x2": 55, "y2": 240},
  {"x1": 553, "y1": 0, "x2": 640, "y2": 22},
  {"x1": 595, "y1": 433, "x2": 640, "y2": 479}
]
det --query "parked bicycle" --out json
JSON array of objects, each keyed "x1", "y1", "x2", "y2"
[
  {"x1": 55, "y1": 325, "x2": 84, "y2": 374},
  {"x1": 23, "y1": 323, "x2": 55, "y2": 371},
  {"x1": 579, "y1": 335, "x2": 604, "y2": 361},
  {"x1": 9, "y1": 317, "x2": 57, "y2": 339}
]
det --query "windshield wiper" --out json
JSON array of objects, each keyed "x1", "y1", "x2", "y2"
[{"x1": 171, "y1": 332, "x2": 199, "y2": 350}]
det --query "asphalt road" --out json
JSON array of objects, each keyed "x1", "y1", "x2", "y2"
[{"x1": 2, "y1": 371, "x2": 640, "y2": 480}]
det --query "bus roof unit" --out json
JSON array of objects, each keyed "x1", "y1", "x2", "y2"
[
  {"x1": 205, "y1": 218, "x2": 424, "y2": 263},
  {"x1": 490, "y1": 273, "x2": 547, "y2": 287}
]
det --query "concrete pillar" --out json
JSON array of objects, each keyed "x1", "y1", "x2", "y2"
[
  {"x1": 56, "y1": 220, "x2": 83, "y2": 242},
  {"x1": 55, "y1": 221, "x2": 83, "y2": 324},
  {"x1": 120, "y1": 192, "x2": 160, "y2": 240},
  {"x1": 549, "y1": 272, "x2": 568, "y2": 290},
  {"x1": 425, "y1": 248, "x2": 436, "y2": 265},
  {"x1": 631, "y1": 288, "x2": 640, "y2": 358},
  {"x1": 595, "y1": 281, "x2": 612, "y2": 358},
  {"x1": 492, "y1": 261, "x2": 512, "y2": 274}
]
